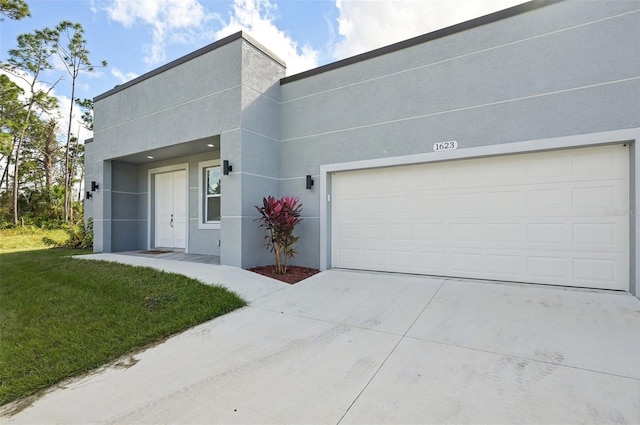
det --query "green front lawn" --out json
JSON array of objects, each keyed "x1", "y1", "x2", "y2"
[
  {"x1": 0, "y1": 249, "x2": 246, "y2": 406},
  {"x1": 0, "y1": 227, "x2": 67, "y2": 251}
]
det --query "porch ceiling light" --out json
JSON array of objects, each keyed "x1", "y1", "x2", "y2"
[
  {"x1": 146, "y1": 155, "x2": 154, "y2": 159},
  {"x1": 207, "y1": 143, "x2": 215, "y2": 148}
]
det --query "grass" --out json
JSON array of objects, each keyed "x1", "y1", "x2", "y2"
[
  {"x1": 0, "y1": 248, "x2": 247, "y2": 406},
  {"x1": 0, "y1": 227, "x2": 67, "y2": 252}
]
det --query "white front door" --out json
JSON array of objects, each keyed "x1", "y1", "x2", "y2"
[{"x1": 155, "y1": 170, "x2": 186, "y2": 249}]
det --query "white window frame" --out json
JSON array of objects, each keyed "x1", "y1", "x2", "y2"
[{"x1": 198, "y1": 159, "x2": 221, "y2": 229}]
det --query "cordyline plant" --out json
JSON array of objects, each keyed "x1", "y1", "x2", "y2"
[{"x1": 255, "y1": 195, "x2": 303, "y2": 274}]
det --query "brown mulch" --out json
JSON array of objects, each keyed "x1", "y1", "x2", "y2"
[{"x1": 247, "y1": 265, "x2": 320, "y2": 284}]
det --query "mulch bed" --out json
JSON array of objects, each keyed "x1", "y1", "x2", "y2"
[{"x1": 247, "y1": 265, "x2": 320, "y2": 284}]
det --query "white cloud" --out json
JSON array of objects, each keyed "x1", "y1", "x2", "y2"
[
  {"x1": 1, "y1": 69, "x2": 93, "y2": 144},
  {"x1": 215, "y1": 0, "x2": 319, "y2": 75},
  {"x1": 57, "y1": 94, "x2": 93, "y2": 143},
  {"x1": 332, "y1": 0, "x2": 527, "y2": 59},
  {"x1": 104, "y1": 0, "x2": 216, "y2": 65},
  {"x1": 111, "y1": 68, "x2": 139, "y2": 84}
]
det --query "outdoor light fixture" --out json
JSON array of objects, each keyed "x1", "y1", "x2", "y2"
[
  {"x1": 306, "y1": 175, "x2": 314, "y2": 190},
  {"x1": 91, "y1": 181, "x2": 99, "y2": 191},
  {"x1": 223, "y1": 160, "x2": 232, "y2": 175},
  {"x1": 86, "y1": 191, "x2": 92, "y2": 200}
]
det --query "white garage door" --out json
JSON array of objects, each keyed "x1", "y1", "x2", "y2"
[{"x1": 331, "y1": 144, "x2": 629, "y2": 290}]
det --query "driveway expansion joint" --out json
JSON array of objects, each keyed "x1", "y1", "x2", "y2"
[{"x1": 336, "y1": 278, "x2": 447, "y2": 424}]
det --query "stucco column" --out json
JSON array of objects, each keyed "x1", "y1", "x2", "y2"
[{"x1": 220, "y1": 130, "x2": 242, "y2": 267}]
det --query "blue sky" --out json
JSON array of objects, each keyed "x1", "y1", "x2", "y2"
[{"x1": 1, "y1": 0, "x2": 525, "y2": 141}]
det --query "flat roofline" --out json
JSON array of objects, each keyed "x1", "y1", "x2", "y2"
[
  {"x1": 281, "y1": 0, "x2": 560, "y2": 85},
  {"x1": 94, "y1": 31, "x2": 286, "y2": 102}
]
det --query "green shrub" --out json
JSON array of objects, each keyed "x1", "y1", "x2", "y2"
[
  {"x1": 43, "y1": 218, "x2": 93, "y2": 249},
  {"x1": 255, "y1": 196, "x2": 302, "y2": 274},
  {"x1": 63, "y1": 218, "x2": 93, "y2": 249}
]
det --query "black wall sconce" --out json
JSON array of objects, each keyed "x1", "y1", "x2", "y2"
[
  {"x1": 91, "y1": 181, "x2": 99, "y2": 191},
  {"x1": 85, "y1": 191, "x2": 92, "y2": 200},
  {"x1": 306, "y1": 175, "x2": 314, "y2": 190},
  {"x1": 223, "y1": 160, "x2": 232, "y2": 175}
]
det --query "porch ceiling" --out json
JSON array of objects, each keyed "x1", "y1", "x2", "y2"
[{"x1": 113, "y1": 136, "x2": 220, "y2": 164}]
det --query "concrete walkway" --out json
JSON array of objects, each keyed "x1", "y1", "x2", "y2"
[
  {"x1": 75, "y1": 253, "x2": 288, "y2": 302},
  {"x1": 3, "y1": 256, "x2": 639, "y2": 424}
]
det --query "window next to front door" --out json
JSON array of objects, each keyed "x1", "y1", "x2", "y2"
[{"x1": 199, "y1": 160, "x2": 221, "y2": 229}]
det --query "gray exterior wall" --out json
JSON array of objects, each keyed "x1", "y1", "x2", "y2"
[
  {"x1": 221, "y1": 40, "x2": 285, "y2": 267},
  {"x1": 87, "y1": 33, "x2": 285, "y2": 266},
  {"x1": 87, "y1": 0, "x2": 639, "y2": 294},
  {"x1": 279, "y1": 0, "x2": 640, "y2": 278}
]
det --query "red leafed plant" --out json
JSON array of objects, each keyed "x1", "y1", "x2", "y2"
[{"x1": 255, "y1": 195, "x2": 303, "y2": 274}]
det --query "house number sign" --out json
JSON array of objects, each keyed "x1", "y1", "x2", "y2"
[{"x1": 433, "y1": 140, "x2": 458, "y2": 151}]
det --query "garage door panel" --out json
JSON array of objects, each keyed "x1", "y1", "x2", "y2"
[
  {"x1": 573, "y1": 258, "x2": 616, "y2": 283},
  {"x1": 485, "y1": 223, "x2": 521, "y2": 243},
  {"x1": 414, "y1": 223, "x2": 447, "y2": 242},
  {"x1": 448, "y1": 253, "x2": 483, "y2": 273},
  {"x1": 415, "y1": 195, "x2": 446, "y2": 212},
  {"x1": 362, "y1": 224, "x2": 384, "y2": 240},
  {"x1": 335, "y1": 247, "x2": 359, "y2": 265},
  {"x1": 362, "y1": 249, "x2": 384, "y2": 267},
  {"x1": 449, "y1": 222, "x2": 484, "y2": 242},
  {"x1": 386, "y1": 224, "x2": 414, "y2": 241},
  {"x1": 526, "y1": 154, "x2": 568, "y2": 181},
  {"x1": 572, "y1": 223, "x2": 616, "y2": 247},
  {"x1": 486, "y1": 190, "x2": 522, "y2": 211},
  {"x1": 483, "y1": 157, "x2": 522, "y2": 181},
  {"x1": 527, "y1": 256, "x2": 566, "y2": 279},
  {"x1": 388, "y1": 250, "x2": 414, "y2": 267},
  {"x1": 572, "y1": 185, "x2": 614, "y2": 210},
  {"x1": 445, "y1": 193, "x2": 484, "y2": 213},
  {"x1": 414, "y1": 251, "x2": 446, "y2": 270},
  {"x1": 331, "y1": 144, "x2": 629, "y2": 290},
  {"x1": 572, "y1": 148, "x2": 626, "y2": 179},
  {"x1": 527, "y1": 222, "x2": 566, "y2": 245},
  {"x1": 486, "y1": 254, "x2": 523, "y2": 276}
]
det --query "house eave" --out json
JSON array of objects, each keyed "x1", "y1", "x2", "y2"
[
  {"x1": 94, "y1": 31, "x2": 286, "y2": 102},
  {"x1": 281, "y1": 0, "x2": 562, "y2": 85}
]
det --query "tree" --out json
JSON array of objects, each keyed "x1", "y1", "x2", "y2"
[
  {"x1": 55, "y1": 21, "x2": 107, "y2": 222},
  {"x1": 74, "y1": 98, "x2": 93, "y2": 203},
  {"x1": 21, "y1": 118, "x2": 60, "y2": 191},
  {"x1": 75, "y1": 98, "x2": 94, "y2": 131},
  {"x1": 3, "y1": 27, "x2": 59, "y2": 225},
  {"x1": 38, "y1": 119, "x2": 60, "y2": 191},
  {"x1": 0, "y1": 74, "x2": 24, "y2": 191},
  {"x1": 0, "y1": 0, "x2": 30, "y2": 21},
  {"x1": 255, "y1": 196, "x2": 303, "y2": 274}
]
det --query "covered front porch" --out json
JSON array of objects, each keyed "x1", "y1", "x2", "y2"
[{"x1": 87, "y1": 135, "x2": 223, "y2": 257}]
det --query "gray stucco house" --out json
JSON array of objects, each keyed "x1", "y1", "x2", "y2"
[{"x1": 86, "y1": 0, "x2": 640, "y2": 296}]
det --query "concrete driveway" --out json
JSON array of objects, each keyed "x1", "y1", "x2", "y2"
[{"x1": 4, "y1": 255, "x2": 640, "y2": 424}]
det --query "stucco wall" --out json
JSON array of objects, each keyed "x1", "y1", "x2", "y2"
[
  {"x1": 89, "y1": 37, "x2": 247, "y2": 253},
  {"x1": 89, "y1": 33, "x2": 286, "y2": 262},
  {"x1": 221, "y1": 39, "x2": 285, "y2": 268},
  {"x1": 279, "y1": 0, "x2": 640, "y2": 269},
  {"x1": 93, "y1": 40, "x2": 243, "y2": 158}
]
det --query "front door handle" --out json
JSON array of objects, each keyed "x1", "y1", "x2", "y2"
[{"x1": 170, "y1": 214, "x2": 174, "y2": 228}]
